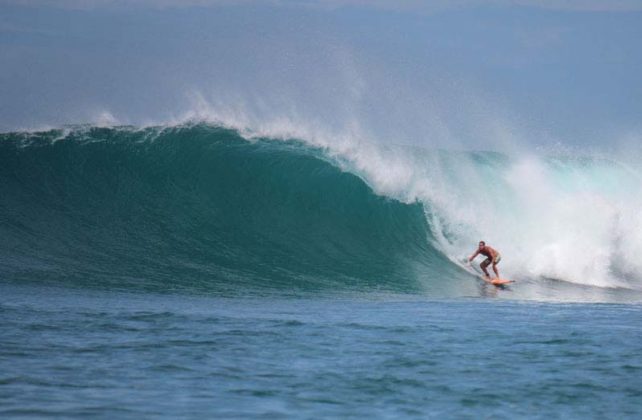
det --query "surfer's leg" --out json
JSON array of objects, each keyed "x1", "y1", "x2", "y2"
[
  {"x1": 480, "y1": 258, "x2": 491, "y2": 277},
  {"x1": 492, "y1": 254, "x2": 501, "y2": 278}
]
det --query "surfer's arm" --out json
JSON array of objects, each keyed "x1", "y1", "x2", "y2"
[{"x1": 468, "y1": 250, "x2": 480, "y2": 262}]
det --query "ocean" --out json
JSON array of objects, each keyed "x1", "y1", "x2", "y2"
[{"x1": 1, "y1": 124, "x2": 641, "y2": 417}]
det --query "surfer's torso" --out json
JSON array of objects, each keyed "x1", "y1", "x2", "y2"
[{"x1": 479, "y1": 246, "x2": 498, "y2": 259}]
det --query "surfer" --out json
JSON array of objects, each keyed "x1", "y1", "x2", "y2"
[{"x1": 468, "y1": 241, "x2": 501, "y2": 280}]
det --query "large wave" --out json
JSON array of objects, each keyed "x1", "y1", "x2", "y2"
[
  {"x1": 0, "y1": 125, "x2": 463, "y2": 295},
  {"x1": 1, "y1": 123, "x2": 640, "y2": 298}
]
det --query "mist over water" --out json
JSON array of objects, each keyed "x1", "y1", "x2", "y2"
[{"x1": 3, "y1": 1, "x2": 641, "y2": 149}]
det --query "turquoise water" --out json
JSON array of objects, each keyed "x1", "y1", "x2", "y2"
[
  {"x1": 1, "y1": 124, "x2": 642, "y2": 417},
  {"x1": 0, "y1": 125, "x2": 448, "y2": 294},
  {"x1": 2, "y1": 283, "x2": 641, "y2": 418}
]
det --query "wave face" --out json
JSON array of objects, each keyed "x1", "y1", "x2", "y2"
[
  {"x1": 0, "y1": 125, "x2": 462, "y2": 294},
  {"x1": 1, "y1": 123, "x2": 641, "y2": 298}
]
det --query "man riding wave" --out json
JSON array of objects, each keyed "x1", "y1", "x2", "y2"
[{"x1": 468, "y1": 241, "x2": 501, "y2": 280}]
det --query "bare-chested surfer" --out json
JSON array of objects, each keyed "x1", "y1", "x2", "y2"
[{"x1": 468, "y1": 241, "x2": 501, "y2": 280}]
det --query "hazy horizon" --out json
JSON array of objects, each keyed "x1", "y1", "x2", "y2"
[{"x1": 1, "y1": 1, "x2": 641, "y2": 150}]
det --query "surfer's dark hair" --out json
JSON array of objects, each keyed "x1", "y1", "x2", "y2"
[{"x1": 479, "y1": 241, "x2": 485, "y2": 246}]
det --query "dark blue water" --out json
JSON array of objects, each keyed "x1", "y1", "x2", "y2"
[{"x1": 2, "y1": 283, "x2": 641, "y2": 418}]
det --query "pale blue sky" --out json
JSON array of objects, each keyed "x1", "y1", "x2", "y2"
[{"x1": 1, "y1": 1, "x2": 641, "y2": 148}]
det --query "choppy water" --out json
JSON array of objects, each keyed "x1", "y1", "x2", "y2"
[{"x1": 2, "y1": 283, "x2": 641, "y2": 418}]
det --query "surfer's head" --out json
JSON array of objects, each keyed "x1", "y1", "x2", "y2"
[{"x1": 479, "y1": 241, "x2": 485, "y2": 248}]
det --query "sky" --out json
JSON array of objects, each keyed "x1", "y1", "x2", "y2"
[{"x1": 1, "y1": 0, "x2": 641, "y2": 149}]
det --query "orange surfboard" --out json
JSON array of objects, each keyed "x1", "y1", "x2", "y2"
[{"x1": 481, "y1": 276, "x2": 514, "y2": 286}]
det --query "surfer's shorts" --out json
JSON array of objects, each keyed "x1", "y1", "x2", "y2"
[{"x1": 483, "y1": 254, "x2": 501, "y2": 265}]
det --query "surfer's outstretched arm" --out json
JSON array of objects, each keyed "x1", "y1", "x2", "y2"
[{"x1": 468, "y1": 250, "x2": 480, "y2": 262}]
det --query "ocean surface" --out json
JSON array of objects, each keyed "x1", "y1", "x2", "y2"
[{"x1": 1, "y1": 124, "x2": 641, "y2": 417}]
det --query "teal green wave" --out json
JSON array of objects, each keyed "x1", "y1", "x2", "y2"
[{"x1": 0, "y1": 124, "x2": 463, "y2": 294}]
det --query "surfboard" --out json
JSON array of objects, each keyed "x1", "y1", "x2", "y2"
[
  {"x1": 460, "y1": 259, "x2": 514, "y2": 287},
  {"x1": 481, "y1": 276, "x2": 514, "y2": 286}
]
